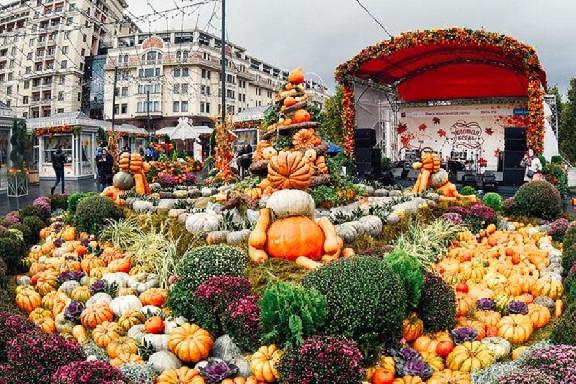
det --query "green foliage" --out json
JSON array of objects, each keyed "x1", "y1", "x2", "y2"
[
  {"x1": 166, "y1": 283, "x2": 219, "y2": 334},
  {"x1": 9, "y1": 119, "x2": 29, "y2": 169},
  {"x1": 21, "y1": 216, "x2": 45, "y2": 243},
  {"x1": 0, "y1": 236, "x2": 26, "y2": 273},
  {"x1": 562, "y1": 243, "x2": 576, "y2": 276},
  {"x1": 483, "y1": 192, "x2": 503, "y2": 211},
  {"x1": 559, "y1": 78, "x2": 576, "y2": 162},
  {"x1": 514, "y1": 180, "x2": 562, "y2": 219},
  {"x1": 326, "y1": 152, "x2": 355, "y2": 188},
  {"x1": 417, "y1": 271, "x2": 456, "y2": 332},
  {"x1": 67, "y1": 192, "x2": 98, "y2": 214},
  {"x1": 97, "y1": 128, "x2": 108, "y2": 147},
  {"x1": 550, "y1": 302, "x2": 576, "y2": 345},
  {"x1": 73, "y1": 195, "x2": 124, "y2": 235},
  {"x1": 565, "y1": 272, "x2": 576, "y2": 305},
  {"x1": 10, "y1": 224, "x2": 33, "y2": 246},
  {"x1": 174, "y1": 245, "x2": 247, "y2": 292},
  {"x1": 310, "y1": 185, "x2": 338, "y2": 207},
  {"x1": 19, "y1": 205, "x2": 49, "y2": 222},
  {"x1": 318, "y1": 85, "x2": 344, "y2": 145},
  {"x1": 273, "y1": 136, "x2": 292, "y2": 152},
  {"x1": 383, "y1": 250, "x2": 424, "y2": 309},
  {"x1": 544, "y1": 162, "x2": 568, "y2": 197},
  {"x1": 263, "y1": 103, "x2": 281, "y2": 129},
  {"x1": 259, "y1": 281, "x2": 327, "y2": 349},
  {"x1": 302, "y1": 256, "x2": 407, "y2": 359},
  {"x1": 49, "y1": 194, "x2": 69, "y2": 211},
  {"x1": 459, "y1": 186, "x2": 477, "y2": 196},
  {"x1": 565, "y1": 226, "x2": 576, "y2": 250}
]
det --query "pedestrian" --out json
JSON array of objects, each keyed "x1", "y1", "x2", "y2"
[
  {"x1": 50, "y1": 146, "x2": 66, "y2": 195},
  {"x1": 145, "y1": 144, "x2": 154, "y2": 161},
  {"x1": 520, "y1": 148, "x2": 543, "y2": 182},
  {"x1": 138, "y1": 146, "x2": 145, "y2": 157},
  {"x1": 103, "y1": 148, "x2": 114, "y2": 188}
]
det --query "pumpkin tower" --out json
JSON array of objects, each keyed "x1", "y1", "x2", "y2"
[{"x1": 248, "y1": 68, "x2": 330, "y2": 197}]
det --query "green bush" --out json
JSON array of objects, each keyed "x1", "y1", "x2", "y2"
[
  {"x1": 513, "y1": 180, "x2": 562, "y2": 219},
  {"x1": 50, "y1": 194, "x2": 69, "y2": 211},
  {"x1": 562, "y1": 244, "x2": 576, "y2": 276},
  {"x1": 0, "y1": 236, "x2": 26, "y2": 273},
  {"x1": 73, "y1": 195, "x2": 123, "y2": 235},
  {"x1": 383, "y1": 250, "x2": 424, "y2": 309},
  {"x1": 483, "y1": 192, "x2": 503, "y2": 211},
  {"x1": 417, "y1": 271, "x2": 456, "y2": 332},
  {"x1": 459, "y1": 186, "x2": 477, "y2": 196},
  {"x1": 0, "y1": 257, "x2": 7, "y2": 289},
  {"x1": 21, "y1": 216, "x2": 46, "y2": 243},
  {"x1": 259, "y1": 281, "x2": 327, "y2": 349},
  {"x1": 18, "y1": 205, "x2": 49, "y2": 222},
  {"x1": 302, "y1": 256, "x2": 407, "y2": 359},
  {"x1": 550, "y1": 302, "x2": 576, "y2": 345},
  {"x1": 564, "y1": 226, "x2": 576, "y2": 251},
  {"x1": 565, "y1": 273, "x2": 576, "y2": 305},
  {"x1": 166, "y1": 283, "x2": 219, "y2": 334},
  {"x1": 9, "y1": 224, "x2": 33, "y2": 246},
  {"x1": 174, "y1": 245, "x2": 247, "y2": 292},
  {"x1": 67, "y1": 192, "x2": 98, "y2": 214}
]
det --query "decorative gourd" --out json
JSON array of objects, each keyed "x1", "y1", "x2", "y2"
[
  {"x1": 292, "y1": 128, "x2": 320, "y2": 149},
  {"x1": 267, "y1": 151, "x2": 311, "y2": 190},
  {"x1": 143, "y1": 333, "x2": 170, "y2": 351},
  {"x1": 148, "y1": 350, "x2": 183, "y2": 372},
  {"x1": 81, "y1": 256, "x2": 106, "y2": 275},
  {"x1": 29, "y1": 307, "x2": 53, "y2": 323},
  {"x1": 250, "y1": 344, "x2": 282, "y2": 383},
  {"x1": 511, "y1": 346, "x2": 529, "y2": 360},
  {"x1": 110, "y1": 295, "x2": 143, "y2": 317},
  {"x1": 36, "y1": 317, "x2": 57, "y2": 333},
  {"x1": 413, "y1": 332, "x2": 452, "y2": 354},
  {"x1": 127, "y1": 324, "x2": 146, "y2": 343},
  {"x1": 145, "y1": 316, "x2": 165, "y2": 334},
  {"x1": 266, "y1": 189, "x2": 315, "y2": 219},
  {"x1": 108, "y1": 258, "x2": 132, "y2": 274},
  {"x1": 62, "y1": 226, "x2": 77, "y2": 241},
  {"x1": 185, "y1": 212, "x2": 221, "y2": 233},
  {"x1": 113, "y1": 171, "x2": 135, "y2": 190},
  {"x1": 58, "y1": 280, "x2": 80, "y2": 296},
  {"x1": 80, "y1": 303, "x2": 114, "y2": 329},
  {"x1": 457, "y1": 319, "x2": 486, "y2": 340},
  {"x1": 16, "y1": 287, "x2": 42, "y2": 313},
  {"x1": 55, "y1": 313, "x2": 75, "y2": 334},
  {"x1": 168, "y1": 323, "x2": 213, "y2": 363},
  {"x1": 531, "y1": 278, "x2": 563, "y2": 300},
  {"x1": 292, "y1": 109, "x2": 312, "y2": 124},
  {"x1": 42, "y1": 291, "x2": 69, "y2": 311},
  {"x1": 156, "y1": 367, "x2": 205, "y2": 384},
  {"x1": 110, "y1": 353, "x2": 143, "y2": 368},
  {"x1": 35, "y1": 270, "x2": 59, "y2": 295},
  {"x1": 127, "y1": 273, "x2": 159, "y2": 293},
  {"x1": 92, "y1": 321, "x2": 123, "y2": 348},
  {"x1": 72, "y1": 324, "x2": 89, "y2": 344},
  {"x1": 52, "y1": 296, "x2": 71, "y2": 317},
  {"x1": 119, "y1": 310, "x2": 146, "y2": 332},
  {"x1": 420, "y1": 351, "x2": 444, "y2": 372},
  {"x1": 446, "y1": 341, "x2": 494, "y2": 372},
  {"x1": 86, "y1": 292, "x2": 113, "y2": 307},
  {"x1": 480, "y1": 336, "x2": 511, "y2": 360},
  {"x1": 527, "y1": 303, "x2": 551, "y2": 329},
  {"x1": 427, "y1": 370, "x2": 471, "y2": 384},
  {"x1": 497, "y1": 314, "x2": 533, "y2": 344},
  {"x1": 265, "y1": 216, "x2": 325, "y2": 261},
  {"x1": 248, "y1": 208, "x2": 270, "y2": 264},
  {"x1": 473, "y1": 310, "x2": 501, "y2": 328},
  {"x1": 107, "y1": 336, "x2": 138, "y2": 359},
  {"x1": 402, "y1": 312, "x2": 424, "y2": 342},
  {"x1": 262, "y1": 146, "x2": 277, "y2": 161},
  {"x1": 287, "y1": 67, "x2": 304, "y2": 84},
  {"x1": 139, "y1": 288, "x2": 167, "y2": 307},
  {"x1": 392, "y1": 377, "x2": 423, "y2": 384},
  {"x1": 70, "y1": 286, "x2": 92, "y2": 303}
]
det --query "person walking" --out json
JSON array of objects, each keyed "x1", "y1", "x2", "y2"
[
  {"x1": 103, "y1": 148, "x2": 114, "y2": 189},
  {"x1": 50, "y1": 146, "x2": 66, "y2": 195},
  {"x1": 96, "y1": 147, "x2": 107, "y2": 192},
  {"x1": 521, "y1": 148, "x2": 543, "y2": 182}
]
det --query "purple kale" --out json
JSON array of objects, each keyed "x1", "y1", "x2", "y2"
[
  {"x1": 477, "y1": 297, "x2": 496, "y2": 311},
  {"x1": 58, "y1": 271, "x2": 85, "y2": 284},
  {"x1": 451, "y1": 327, "x2": 478, "y2": 343},
  {"x1": 64, "y1": 301, "x2": 85, "y2": 322},
  {"x1": 507, "y1": 301, "x2": 528, "y2": 315},
  {"x1": 90, "y1": 279, "x2": 106, "y2": 294},
  {"x1": 200, "y1": 360, "x2": 238, "y2": 384}
]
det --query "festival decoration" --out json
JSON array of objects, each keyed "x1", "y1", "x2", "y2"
[
  {"x1": 336, "y1": 28, "x2": 546, "y2": 154},
  {"x1": 102, "y1": 152, "x2": 151, "y2": 205},
  {"x1": 34, "y1": 125, "x2": 81, "y2": 137},
  {"x1": 210, "y1": 116, "x2": 235, "y2": 184}
]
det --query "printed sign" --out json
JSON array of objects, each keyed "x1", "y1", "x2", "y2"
[{"x1": 450, "y1": 120, "x2": 484, "y2": 150}]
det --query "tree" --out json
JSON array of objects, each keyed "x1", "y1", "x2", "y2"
[
  {"x1": 319, "y1": 85, "x2": 344, "y2": 145},
  {"x1": 10, "y1": 119, "x2": 29, "y2": 169},
  {"x1": 559, "y1": 78, "x2": 576, "y2": 162},
  {"x1": 548, "y1": 85, "x2": 564, "y2": 118}
]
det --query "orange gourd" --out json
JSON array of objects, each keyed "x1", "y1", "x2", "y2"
[
  {"x1": 118, "y1": 309, "x2": 146, "y2": 331},
  {"x1": 371, "y1": 368, "x2": 395, "y2": 384},
  {"x1": 156, "y1": 367, "x2": 206, "y2": 384},
  {"x1": 413, "y1": 331, "x2": 452, "y2": 354},
  {"x1": 92, "y1": 321, "x2": 123, "y2": 348},
  {"x1": 473, "y1": 310, "x2": 501, "y2": 328},
  {"x1": 168, "y1": 323, "x2": 213, "y2": 363},
  {"x1": 446, "y1": 341, "x2": 494, "y2": 372},
  {"x1": 402, "y1": 312, "x2": 424, "y2": 342},
  {"x1": 292, "y1": 109, "x2": 312, "y2": 124},
  {"x1": 420, "y1": 351, "x2": 444, "y2": 372},
  {"x1": 106, "y1": 336, "x2": 138, "y2": 359},
  {"x1": 267, "y1": 151, "x2": 311, "y2": 191},
  {"x1": 16, "y1": 287, "x2": 42, "y2": 313},
  {"x1": 80, "y1": 303, "x2": 114, "y2": 329},
  {"x1": 35, "y1": 270, "x2": 59, "y2": 296},
  {"x1": 292, "y1": 128, "x2": 321, "y2": 149},
  {"x1": 265, "y1": 216, "x2": 325, "y2": 261},
  {"x1": 139, "y1": 288, "x2": 167, "y2": 307},
  {"x1": 527, "y1": 304, "x2": 550, "y2": 329},
  {"x1": 287, "y1": 67, "x2": 304, "y2": 84},
  {"x1": 393, "y1": 376, "x2": 423, "y2": 384},
  {"x1": 250, "y1": 344, "x2": 282, "y2": 383},
  {"x1": 107, "y1": 257, "x2": 132, "y2": 273},
  {"x1": 497, "y1": 314, "x2": 533, "y2": 344},
  {"x1": 109, "y1": 353, "x2": 143, "y2": 368},
  {"x1": 427, "y1": 370, "x2": 471, "y2": 384},
  {"x1": 144, "y1": 316, "x2": 165, "y2": 334},
  {"x1": 81, "y1": 256, "x2": 106, "y2": 275}
]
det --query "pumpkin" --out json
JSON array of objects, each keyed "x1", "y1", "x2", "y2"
[
  {"x1": 473, "y1": 310, "x2": 501, "y2": 328},
  {"x1": 456, "y1": 293, "x2": 475, "y2": 317},
  {"x1": 118, "y1": 287, "x2": 137, "y2": 296},
  {"x1": 427, "y1": 370, "x2": 471, "y2": 384},
  {"x1": 16, "y1": 287, "x2": 42, "y2": 313},
  {"x1": 80, "y1": 303, "x2": 114, "y2": 329},
  {"x1": 110, "y1": 352, "x2": 143, "y2": 368},
  {"x1": 70, "y1": 286, "x2": 92, "y2": 302},
  {"x1": 249, "y1": 208, "x2": 271, "y2": 264},
  {"x1": 480, "y1": 336, "x2": 511, "y2": 360},
  {"x1": 292, "y1": 128, "x2": 320, "y2": 149},
  {"x1": 72, "y1": 324, "x2": 90, "y2": 344},
  {"x1": 420, "y1": 351, "x2": 444, "y2": 372},
  {"x1": 371, "y1": 368, "x2": 395, "y2": 384},
  {"x1": 413, "y1": 332, "x2": 452, "y2": 353},
  {"x1": 531, "y1": 278, "x2": 563, "y2": 300},
  {"x1": 59, "y1": 280, "x2": 80, "y2": 296},
  {"x1": 392, "y1": 377, "x2": 423, "y2": 384},
  {"x1": 41, "y1": 291, "x2": 69, "y2": 311},
  {"x1": 62, "y1": 226, "x2": 77, "y2": 241},
  {"x1": 292, "y1": 109, "x2": 312, "y2": 124},
  {"x1": 143, "y1": 333, "x2": 169, "y2": 351},
  {"x1": 267, "y1": 151, "x2": 311, "y2": 191},
  {"x1": 52, "y1": 296, "x2": 70, "y2": 317},
  {"x1": 265, "y1": 216, "x2": 325, "y2": 261},
  {"x1": 118, "y1": 309, "x2": 146, "y2": 331},
  {"x1": 107, "y1": 336, "x2": 138, "y2": 358},
  {"x1": 402, "y1": 312, "x2": 424, "y2": 342},
  {"x1": 139, "y1": 288, "x2": 167, "y2": 307},
  {"x1": 511, "y1": 346, "x2": 529, "y2": 360},
  {"x1": 156, "y1": 367, "x2": 205, "y2": 384},
  {"x1": 446, "y1": 341, "x2": 494, "y2": 372},
  {"x1": 110, "y1": 295, "x2": 143, "y2": 317},
  {"x1": 497, "y1": 314, "x2": 533, "y2": 344},
  {"x1": 527, "y1": 303, "x2": 551, "y2": 329},
  {"x1": 108, "y1": 257, "x2": 132, "y2": 273},
  {"x1": 265, "y1": 189, "x2": 315, "y2": 219},
  {"x1": 168, "y1": 323, "x2": 213, "y2": 363},
  {"x1": 113, "y1": 171, "x2": 135, "y2": 190},
  {"x1": 92, "y1": 321, "x2": 124, "y2": 348},
  {"x1": 250, "y1": 344, "x2": 282, "y2": 383},
  {"x1": 145, "y1": 316, "x2": 165, "y2": 334},
  {"x1": 81, "y1": 256, "x2": 106, "y2": 275},
  {"x1": 185, "y1": 213, "x2": 221, "y2": 233},
  {"x1": 36, "y1": 317, "x2": 57, "y2": 333},
  {"x1": 435, "y1": 340, "x2": 455, "y2": 359},
  {"x1": 35, "y1": 270, "x2": 59, "y2": 296},
  {"x1": 86, "y1": 292, "x2": 113, "y2": 307},
  {"x1": 29, "y1": 307, "x2": 53, "y2": 322},
  {"x1": 287, "y1": 67, "x2": 304, "y2": 84}
]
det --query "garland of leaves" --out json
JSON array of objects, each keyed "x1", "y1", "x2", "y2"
[
  {"x1": 336, "y1": 28, "x2": 546, "y2": 154},
  {"x1": 214, "y1": 117, "x2": 234, "y2": 183},
  {"x1": 34, "y1": 125, "x2": 81, "y2": 136}
]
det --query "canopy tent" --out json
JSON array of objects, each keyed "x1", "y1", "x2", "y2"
[
  {"x1": 335, "y1": 28, "x2": 547, "y2": 155},
  {"x1": 155, "y1": 117, "x2": 213, "y2": 140}
]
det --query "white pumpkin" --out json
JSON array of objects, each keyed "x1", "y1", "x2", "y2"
[
  {"x1": 86, "y1": 292, "x2": 113, "y2": 307},
  {"x1": 55, "y1": 313, "x2": 74, "y2": 334},
  {"x1": 185, "y1": 212, "x2": 221, "y2": 233},
  {"x1": 127, "y1": 273, "x2": 159, "y2": 294},
  {"x1": 103, "y1": 272, "x2": 130, "y2": 288},
  {"x1": 164, "y1": 317, "x2": 188, "y2": 334},
  {"x1": 481, "y1": 337, "x2": 511, "y2": 360},
  {"x1": 226, "y1": 229, "x2": 251, "y2": 245},
  {"x1": 266, "y1": 189, "x2": 315, "y2": 219},
  {"x1": 335, "y1": 223, "x2": 358, "y2": 243},
  {"x1": 132, "y1": 200, "x2": 155, "y2": 213},
  {"x1": 109, "y1": 295, "x2": 142, "y2": 317},
  {"x1": 141, "y1": 305, "x2": 162, "y2": 317},
  {"x1": 127, "y1": 324, "x2": 146, "y2": 343},
  {"x1": 51, "y1": 247, "x2": 68, "y2": 258},
  {"x1": 16, "y1": 275, "x2": 32, "y2": 286},
  {"x1": 58, "y1": 280, "x2": 80, "y2": 296},
  {"x1": 358, "y1": 215, "x2": 383, "y2": 237},
  {"x1": 148, "y1": 351, "x2": 182, "y2": 371},
  {"x1": 143, "y1": 334, "x2": 169, "y2": 351}
]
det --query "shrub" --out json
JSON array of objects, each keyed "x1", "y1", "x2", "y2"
[
  {"x1": 67, "y1": 192, "x2": 98, "y2": 214},
  {"x1": 50, "y1": 194, "x2": 69, "y2": 211},
  {"x1": 498, "y1": 368, "x2": 554, "y2": 384},
  {"x1": 32, "y1": 196, "x2": 51, "y2": 216},
  {"x1": 0, "y1": 312, "x2": 40, "y2": 362},
  {"x1": 483, "y1": 192, "x2": 503, "y2": 211},
  {"x1": 52, "y1": 360, "x2": 128, "y2": 384},
  {"x1": 564, "y1": 225, "x2": 576, "y2": 251},
  {"x1": 417, "y1": 271, "x2": 456, "y2": 332},
  {"x1": 550, "y1": 302, "x2": 576, "y2": 345},
  {"x1": 222, "y1": 295, "x2": 261, "y2": 352},
  {"x1": 259, "y1": 281, "x2": 327, "y2": 349},
  {"x1": 19, "y1": 205, "x2": 49, "y2": 222},
  {"x1": 194, "y1": 276, "x2": 252, "y2": 315},
  {"x1": 383, "y1": 249, "x2": 424, "y2": 309},
  {"x1": 2, "y1": 211, "x2": 19, "y2": 226},
  {"x1": 22, "y1": 216, "x2": 46, "y2": 242},
  {"x1": 1, "y1": 332, "x2": 85, "y2": 384},
  {"x1": 0, "y1": 258, "x2": 6, "y2": 289},
  {"x1": 441, "y1": 212, "x2": 463, "y2": 225},
  {"x1": 166, "y1": 283, "x2": 219, "y2": 334},
  {"x1": 73, "y1": 195, "x2": 123, "y2": 235},
  {"x1": 562, "y1": 244, "x2": 576, "y2": 275},
  {"x1": 302, "y1": 256, "x2": 407, "y2": 358},
  {"x1": 565, "y1": 272, "x2": 576, "y2": 304},
  {"x1": 174, "y1": 245, "x2": 248, "y2": 292},
  {"x1": 0, "y1": 236, "x2": 26, "y2": 273},
  {"x1": 459, "y1": 186, "x2": 477, "y2": 196},
  {"x1": 522, "y1": 344, "x2": 576, "y2": 382},
  {"x1": 513, "y1": 180, "x2": 562, "y2": 219},
  {"x1": 277, "y1": 336, "x2": 364, "y2": 384},
  {"x1": 9, "y1": 223, "x2": 33, "y2": 246},
  {"x1": 548, "y1": 218, "x2": 570, "y2": 242},
  {"x1": 119, "y1": 363, "x2": 158, "y2": 384},
  {"x1": 502, "y1": 197, "x2": 517, "y2": 215}
]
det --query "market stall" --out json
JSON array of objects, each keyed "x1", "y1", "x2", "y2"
[
  {"x1": 27, "y1": 112, "x2": 145, "y2": 180},
  {"x1": 232, "y1": 106, "x2": 267, "y2": 153},
  {"x1": 155, "y1": 117, "x2": 213, "y2": 161},
  {"x1": 0, "y1": 101, "x2": 14, "y2": 193},
  {"x1": 336, "y1": 28, "x2": 554, "y2": 185}
]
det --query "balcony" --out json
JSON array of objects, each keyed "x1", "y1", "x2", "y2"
[
  {"x1": 30, "y1": 98, "x2": 52, "y2": 106},
  {"x1": 134, "y1": 110, "x2": 162, "y2": 118}
]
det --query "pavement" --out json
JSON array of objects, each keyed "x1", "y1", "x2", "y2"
[{"x1": 0, "y1": 178, "x2": 97, "y2": 215}]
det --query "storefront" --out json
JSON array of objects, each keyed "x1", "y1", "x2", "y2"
[
  {"x1": 232, "y1": 106, "x2": 266, "y2": 153},
  {"x1": 0, "y1": 102, "x2": 15, "y2": 193},
  {"x1": 27, "y1": 112, "x2": 145, "y2": 180}
]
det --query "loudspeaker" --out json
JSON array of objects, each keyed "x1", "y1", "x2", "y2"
[
  {"x1": 503, "y1": 151, "x2": 524, "y2": 168},
  {"x1": 462, "y1": 173, "x2": 477, "y2": 188},
  {"x1": 355, "y1": 148, "x2": 373, "y2": 163},
  {"x1": 355, "y1": 128, "x2": 376, "y2": 147}
]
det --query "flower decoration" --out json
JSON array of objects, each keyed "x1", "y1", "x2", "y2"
[
  {"x1": 342, "y1": 85, "x2": 355, "y2": 156},
  {"x1": 397, "y1": 122, "x2": 408, "y2": 134},
  {"x1": 442, "y1": 212, "x2": 463, "y2": 225},
  {"x1": 432, "y1": 117, "x2": 440, "y2": 124},
  {"x1": 418, "y1": 123, "x2": 427, "y2": 131},
  {"x1": 212, "y1": 117, "x2": 235, "y2": 183},
  {"x1": 485, "y1": 127, "x2": 494, "y2": 135},
  {"x1": 437, "y1": 128, "x2": 446, "y2": 137}
]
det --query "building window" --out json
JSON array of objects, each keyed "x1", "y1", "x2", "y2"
[
  {"x1": 181, "y1": 101, "x2": 188, "y2": 112},
  {"x1": 57, "y1": 108, "x2": 64, "y2": 113},
  {"x1": 24, "y1": 80, "x2": 30, "y2": 89},
  {"x1": 226, "y1": 89, "x2": 235, "y2": 99},
  {"x1": 203, "y1": 52, "x2": 211, "y2": 61},
  {"x1": 6, "y1": 86, "x2": 12, "y2": 95},
  {"x1": 23, "y1": 96, "x2": 29, "y2": 104},
  {"x1": 121, "y1": 104, "x2": 128, "y2": 114},
  {"x1": 27, "y1": 52, "x2": 33, "y2": 60},
  {"x1": 113, "y1": 104, "x2": 119, "y2": 114},
  {"x1": 173, "y1": 68, "x2": 180, "y2": 77},
  {"x1": 201, "y1": 85, "x2": 211, "y2": 96},
  {"x1": 121, "y1": 87, "x2": 128, "y2": 97},
  {"x1": 114, "y1": 88, "x2": 119, "y2": 96},
  {"x1": 59, "y1": 75, "x2": 65, "y2": 84},
  {"x1": 182, "y1": 67, "x2": 189, "y2": 77},
  {"x1": 226, "y1": 74, "x2": 235, "y2": 84},
  {"x1": 173, "y1": 84, "x2": 180, "y2": 94},
  {"x1": 201, "y1": 68, "x2": 211, "y2": 79},
  {"x1": 200, "y1": 102, "x2": 210, "y2": 113},
  {"x1": 58, "y1": 91, "x2": 64, "y2": 101},
  {"x1": 77, "y1": 92, "x2": 81, "y2": 101},
  {"x1": 139, "y1": 68, "x2": 160, "y2": 78},
  {"x1": 173, "y1": 101, "x2": 180, "y2": 112},
  {"x1": 61, "y1": 60, "x2": 67, "y2": 69},
  {"x1": 267, "y1": 90, "x2": 273, "y2": 98},
  {"x1": 181, "y1": 84, "x2": 188, "y2": 95}
]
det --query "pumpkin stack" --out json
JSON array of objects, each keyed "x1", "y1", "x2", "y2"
[
  {"x1": 102, "y1": 152, "x2": 151, "y2": 205},
  {"x1": 247, "y1": 67, "x2": 330, "y2": 198}
]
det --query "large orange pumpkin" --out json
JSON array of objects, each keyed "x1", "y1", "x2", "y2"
[
  {"x1": 80, "y1": 304, "x2": 115, "y2": 329},
  {"x1": 16, "y1": 287, "x2": 42, "y2": 313},
  {"x1": 168, "y1": 323, "x2": 213, "y2": 363},
  {"x1": 139, "y1": 288, "x2": 168, "y2": 307},
  {"x1": 267, "y1": 151, "x2": 311, "y2": 191},
  {"x1": 250, "y1": 344, "x2": 282, "y2": 383},
  {"x1": 156, "y1": 367, "x2": 206, "y2": 384},
  {"x1": 527, "y1": 303, "x2": 551, "y2": 329},
  {"x1": 265, "y1": 216, "x2": 325, "y2": 261},
  {"x1": 446, "y1": 341, "x2": 494, "y2": 372},
  {"x1": 292, "y1": 109, "x2": 312, "y2": 124},
  {"x1": 497, "y1": 314, "x2": 533, "y2": 344}
]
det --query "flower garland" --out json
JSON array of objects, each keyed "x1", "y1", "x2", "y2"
[
  {"x1": 233, "y1": 120, "x2": 261, "y2": 130},
  {"x1": 335, "y1": 28, "x2": 546, "y2": 154},
  {"x1": 34, "y1": 125, "x2": 80, "y2": 136},
  {"x1": 214, "y1": 118, "x2": 234, "y2": 183}
]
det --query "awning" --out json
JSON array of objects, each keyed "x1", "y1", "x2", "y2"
[{"x1": 155, "y1": 117, "x2": 213, "y2": 140}]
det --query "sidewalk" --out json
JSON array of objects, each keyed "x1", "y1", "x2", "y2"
[{"x1": 0, "y1": 178, "x2": 97, "y2": 215}]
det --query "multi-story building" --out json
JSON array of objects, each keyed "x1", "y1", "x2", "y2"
[
  {"x1": 102, "y1": 29, "x2": 330, "y2": 130},
  {"x1": 0, "y1": 0, "x2": 139, "y2": 119}
]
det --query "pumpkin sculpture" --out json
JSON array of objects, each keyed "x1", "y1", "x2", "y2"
[
  {"x1": 267, "y1": 151, "x2": 311, "y2": 191},
  {"x1": 103, "y1": 152, "x2": 151, "y2": 205},
  {"x1": 250, "y1": 344, "x2": 282, "y2": 383},
  {"x1": 168, "y1": 323, "x2": 213, "y2": 363},
  {"x1": 248, "y1": 190, "x2": 345, "y2": 265}
]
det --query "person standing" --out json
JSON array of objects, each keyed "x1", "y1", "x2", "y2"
[
  {"x1": 521, "y1": 148, "x2": 543, "y2": 182},
  {"x1": 50, "y1": 146, "x2": 66, "y2": 195},
  {"x1": 103, "y1": 148, "x2": 114, "y2": 189},
  {"x1": 96, "y1": 147, "x2": 107, "y2": 192}
]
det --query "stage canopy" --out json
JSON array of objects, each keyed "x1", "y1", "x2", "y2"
[{"x1": 335, "y1": 28, "x2": 547, "y2": 155}]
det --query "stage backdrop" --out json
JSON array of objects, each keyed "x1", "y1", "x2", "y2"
[{"x1": 398, "y1": 102, "x2": 528, "y2": 170}]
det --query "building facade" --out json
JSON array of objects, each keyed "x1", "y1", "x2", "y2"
[
  {"x1": 0, "y1": 0, "x2": 139, "y2": 119},
  {"x1": 102, "y1": 29, "x2": 330, "y2": 130}
]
